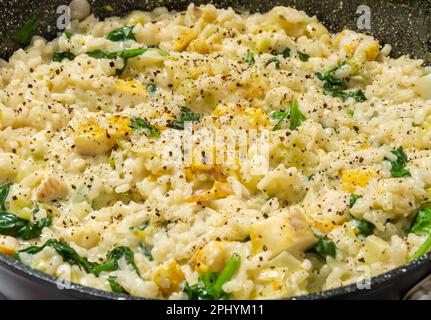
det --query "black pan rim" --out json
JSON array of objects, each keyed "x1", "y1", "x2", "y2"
[{"x1": 1, "y1": 250, "x2": 430, "y2": 300}]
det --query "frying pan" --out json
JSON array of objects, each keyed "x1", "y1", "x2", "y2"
[{"x1": 0, "y1": 0, "x2": 430, "y2": 300}]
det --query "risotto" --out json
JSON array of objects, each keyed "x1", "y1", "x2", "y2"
[{"x1": 0, "y1": 2, "x2": 431, "y2": 299}]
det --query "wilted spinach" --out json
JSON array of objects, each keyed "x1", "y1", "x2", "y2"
[
  {"x1": 131, "y1": 117, "x2": 160, "y2": 137},
  {"x1": 0, "y1": 183, "x2": 51, "y2": 240},
  {"x1": 315, "y1": 61, "x2": 366, "y2": 102},
  {"x1": 106, "y1": 26, "x2": 136, "y2": 42},
  {"x1": 184, "y1": 253, "x2": 241, "y2": 300},
  {"x1": 167, "y1": 107, "x2": 202, "y2": 130},
  {"x1": 271, "y1": 100, "x2": 306, "y2": 130},
  {"x1": 385, "y1": 147, "x2": 411, "y2": 178}
]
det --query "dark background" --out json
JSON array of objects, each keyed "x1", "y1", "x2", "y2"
[{"x1": 0, "y1": 0, "x2": 430, "y2": 63}]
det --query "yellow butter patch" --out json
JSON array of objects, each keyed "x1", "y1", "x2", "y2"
[
  {"x1": 107, "y1": 115, "x2": 132, "y2": 140},
  {"x1": 114, "y1": 79, "x2": 147, "y2": 95},
  {"x1": 186, "y1": 181, "x2": 233, "y2": 203},
  {"x1": 153, "y1": 260, "x2": 185, "y2": 296},
  {"x1": 190, "y1": 241, "x2": 230, "y2": 273},
  {"x1": 173, "y1": 29, "x2": 198, "y2": 52},
  {"x1": 341, "y1": 169, "x2": 374, "y2": 193}
]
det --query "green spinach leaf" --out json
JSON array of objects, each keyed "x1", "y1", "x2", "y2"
[
  {"x1": 0, "y1": 183, "x2": 11, "y2": 211},
  {"x1": 93, "y1": 246, "x2": 140, "y2": 276},
  {"x1": 351, "y1": 215, "x2": 375, "y2": 237},
  {"x1": 246, "y1": 50, "x2": 255, "y2": 65},
  {"x1": 87, "y1": 49, "x2": 109, "y2": 59},
  {"x1": 282, "y1": 48, "x2": 291, "y2": 58},
  {"x1": 184, "y1": 253, "x2": 240, "y2": 300},
  {"x1": 349, "y1": 194, "x2": 361, "y2": 207},
  {"x1": 53, "y1": 51, "x2": 76, "y2": 62},
  {"x1": 410, "y1": 234, "x2": 431, "y2": 261},
  {"x1": 348, "y1": 194, "x2": 374, "y2": 236},
  {"x1": 411, "y1": 208, "x2": 431, "y2": 234},
  {"x1": 85, "y1": 47, "x2": 166, "y2": 76},
  {"x1": 16, "y1": 239, "x2": 97, "y2": 273},
  {"x1": 289, "y1": 100, "x2": 306, "y2": 130},
  {"x1": 131, "y1": 221, "x2": 150, "y2": 231},
  {"x1": 131, "y1": 117, "x2": 160, "y2": 137},
  {"x1": 410, "y1": 208, "x2": 431, "y2": 261},
  {"x1": 167, "y1": 107, "x2": 202, "y2": 130},
  {"x1": 65, "y1": 31, "x2": 73, "y2": 40},
  {"x1": 271, "y1": 100, "x2": 306, "y2": 130},
  {"x1": 106, "y1": 26, "x2": 136, "y2": 42},
  {"x1": 309, "y1": 236, "x2": 336, "y2": 259},
  {"x1": 0, "y1": 213, "x2": 51, "y2": 240},
  {"x1": 265, "y1": 57, "x2": 280, "y2": 69},
  {"x1": 0, "y1": 183, "x2": 51, "y2": 240},
  {"x1": 315, "y1": 61, "x2": 366, "y2": 102},
  {"x1": 298, "y1": 51, "x2": 309, "y2": 61},
  {"x1": 146, "y1": 84, "x2": 157, "y2": 94},
  {"x1": 140, "y1": 244, "x2": 154, "y2": 261},
  {"x1": 12, "y1": 16, "x2": 36, "y2": 46},
  {"x1": 108, "y1": 276, "x2": 127, "y2": 293},
  {"x1": 385, "y1": 147, "x2": 411, "y2": 178},
  {"x1": 16, "y1": 240, "x2": 140, "y2": 277}
]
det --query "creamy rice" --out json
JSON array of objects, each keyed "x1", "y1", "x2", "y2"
[{"x1": 0, "y1": 3, "x2": 430, "y2": 299}]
